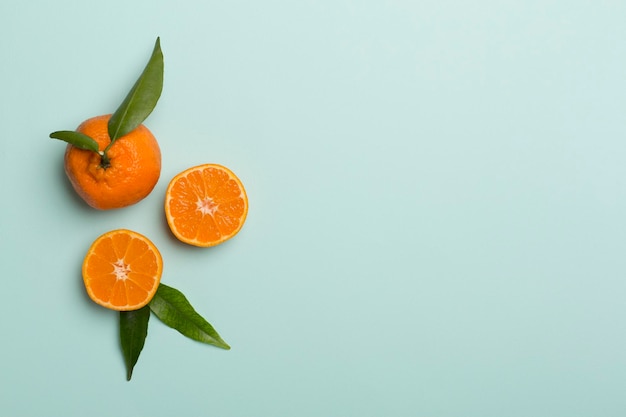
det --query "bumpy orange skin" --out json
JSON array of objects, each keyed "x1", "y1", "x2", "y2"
[{"x1": 64, "y1": 114, "x2": 161, "y2": 210}]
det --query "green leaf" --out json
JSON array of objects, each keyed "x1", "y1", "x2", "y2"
[
  {"x1": 108, "y1": 37, "x2": 164, "y2": 142},
  {"x1": 150, "y1": 284, "x2": 230, "y2": 350},
  {"x1": 49, "y1": 130, "x2": 100, "y2": 152},
  {"x1": 120, "y1": 305, "x2": 151, "y2": 381}
]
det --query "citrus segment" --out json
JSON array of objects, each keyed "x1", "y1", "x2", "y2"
[
  {"x1": 165, "y1": 164, "x2": 248, "y2": 247},
  {"x1": 82, "y1": 229, "x2": 163, "y2": 311}
]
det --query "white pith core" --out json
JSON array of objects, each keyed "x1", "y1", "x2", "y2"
[
  {"x1": 196, "y1": 197, "x2": 218, "y2": 215},
  {"x1": 113, "y1": 259, "x2": 130, "y2": 280}
]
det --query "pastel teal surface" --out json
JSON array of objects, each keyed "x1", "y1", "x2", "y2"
[{"x1": 1, "y1": 0, "x2": 625, "y2": 415}]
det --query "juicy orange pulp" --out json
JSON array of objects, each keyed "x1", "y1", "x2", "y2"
[
  {"x1": 82, "y1": 229, "x2": 163, "y2": 311},
  {"x1": 165, "y1": 164, "x2": 248, "y2": 247}
]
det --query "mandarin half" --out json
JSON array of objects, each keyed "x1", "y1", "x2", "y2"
[
  {"x1": 82, "y1": 229, "x2": 163, "y2": 311},
  {"x1": 165, "y1": 164, "x2": 248, "y2": 247}
]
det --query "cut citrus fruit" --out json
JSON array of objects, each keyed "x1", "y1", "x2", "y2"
[
  {"x1": 165, "y1": 164, "x2": 248, "y2": 247},
  {"x1": 82, "y1": 229, "x2": 163, "y2": 311}
]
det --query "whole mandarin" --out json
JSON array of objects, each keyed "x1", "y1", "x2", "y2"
[{"x1": 64, "y1": 114, "x2": 161, "y2": 209}]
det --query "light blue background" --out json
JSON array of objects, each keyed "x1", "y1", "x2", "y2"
[{"x1": 1, "y1": 1, "x2": 625, "y2": 415}]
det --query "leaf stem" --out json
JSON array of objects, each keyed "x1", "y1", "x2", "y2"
[{"x1": 99, "y1": 148, "x2": 112, "y2": 169}]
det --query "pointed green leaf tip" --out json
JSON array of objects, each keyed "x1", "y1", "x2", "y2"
[
  {"x1": 149, "y1": 284, "x2": 231, "y2": 350},
  {"x1": 120, "y1": 305, "x2": 151, "y2": 381},
  {"x1": 108, "y1": 37, "x2": 164, "y2": 143},
  {"x1": 49, "y1": 37, "x2": 164, "y2": 161},
  {"x1": 49, "y1": 130, "x2": 100, "y2": 152}
]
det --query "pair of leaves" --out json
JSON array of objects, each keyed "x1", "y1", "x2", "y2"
[
  {"x1": 121, "y1": 283, "x2": 230, "y2": 381},
  {"x1": 50, "y1": 37, "x2": 163, "y2": 156}
]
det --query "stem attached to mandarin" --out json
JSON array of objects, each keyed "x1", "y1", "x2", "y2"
[
  {"x1": 98, "y1": 150, "x2": 111, "y2": 169},
  {"x1": 98, "y1": 133, "x2": 120, "y2": 169}
]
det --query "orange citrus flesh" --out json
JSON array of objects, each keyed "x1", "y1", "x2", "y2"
[
  {"x1": 82, "y1": 229, "x2": 163, "y2": 311},
  {"x1": 165, "y1": 164, "x2": 248, "y2": 247},
  {"x1": 64, "y1": 114, "x2": 161, "y2": 210}
]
